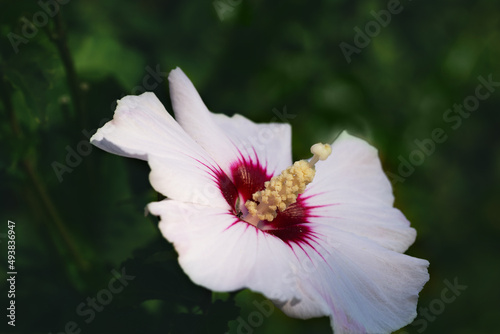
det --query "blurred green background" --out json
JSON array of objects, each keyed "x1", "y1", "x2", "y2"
[{"x1": 1, "y1": 0, "x2": 499, "y2": 333}]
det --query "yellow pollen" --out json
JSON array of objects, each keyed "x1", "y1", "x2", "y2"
[{"x1": 244, "y1": 142, "x2": 331, "y2": 224}]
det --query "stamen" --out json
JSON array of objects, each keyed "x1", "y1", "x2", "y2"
[{"x1": 244, "y1": 143, "x2": 331, "y2": 225}]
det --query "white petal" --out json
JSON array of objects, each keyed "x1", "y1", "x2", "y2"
[
  {"x1": 311, "y1": 131, "x2": 395, "y2": 205},
  {"x1": 305, "y1": 131, "x2": 416, "y2": 252},
  {"x1": 280, "y1": 229, "x2": 429, "y2": 334},
  {"x1": 148, "y1": 200, "x2": 301, "y2": 302},
  {"x1": 149, "y1": 198, "x2": 428, "y2": 334},
  {"x1": 169, "y1": 68, "x2": 292, "y2": 176},
  {"x1": 212, "y1": 113, "x2": 292, "y2": 176},
  {"x1": 90, "y1": 92, "x2": 230, "y2": 208}
]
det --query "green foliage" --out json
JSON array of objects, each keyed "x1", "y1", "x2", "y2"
[{"x1": 1, "y1": 0, "x2": 499, "y2": 333}]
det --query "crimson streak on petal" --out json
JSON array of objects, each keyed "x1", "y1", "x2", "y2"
[
  {"x1": 265, "y1": 195, "x2": 323, "y2": 251},
  {"x1": 215, "y1": 157, "x2": 322, "y2": 250},
  {"x1": 195, "y1": 159, "x2": 238, "y2": 210},
  {"x1": 230, "y1": 155, "x2": 271, "y2": 204}
]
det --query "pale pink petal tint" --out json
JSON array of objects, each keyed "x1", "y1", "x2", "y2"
[{"x1": 91, "y1": 67, "x2": 429, "y2": 334}]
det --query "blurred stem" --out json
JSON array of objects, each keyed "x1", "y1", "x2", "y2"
[
  {"x1": 49, "y1": 11, "x2": 97, "y2": 193},
  {"x1": 22, "y1": 160, "x2": 89, "y2": 272},
  {"x1": 50, "y1": 11, "x2": 86, "y2": 129},
  {"x1": 0, "y1": 73, "x2": 88, "y2": 274}
]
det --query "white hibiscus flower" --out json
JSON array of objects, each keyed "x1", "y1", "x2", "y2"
[{"x1": 91, "y1": 67, "x2": 429, "y2": 334}]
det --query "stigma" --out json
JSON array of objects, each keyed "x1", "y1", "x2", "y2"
[{"x1": 243, "y1": 143, "x2": 331, "y2": 227}]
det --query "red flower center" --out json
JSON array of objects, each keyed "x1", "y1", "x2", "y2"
[{"x1": 214, "y1": 156, "x2": 321, "y2": 249}]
